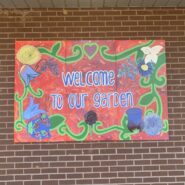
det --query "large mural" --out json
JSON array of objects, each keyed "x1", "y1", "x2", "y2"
[{"x1": 14, "y1": 40, "x2": 169, "y2": 142}]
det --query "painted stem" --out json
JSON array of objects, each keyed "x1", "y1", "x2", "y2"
[
  {"x1": 39, "y1": 45, "x2": 84, "y2": 64},
  {"x1": 58, "y1": 121, "x2": 89, "y2": 141},
  {"x1": 100, "y1": 40, "x2": 154, "y2": 62}
]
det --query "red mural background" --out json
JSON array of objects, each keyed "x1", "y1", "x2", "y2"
[{"x1": 14, "y1": 40, "x2": 168, "y2": 142}]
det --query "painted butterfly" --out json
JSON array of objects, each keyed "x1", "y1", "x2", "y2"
[{"x1": 117, "y1": 58, "x2": 138, "y2": 80}]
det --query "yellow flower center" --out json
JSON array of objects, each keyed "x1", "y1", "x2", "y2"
[{"x1": 141, "y1": 64, "x2": 148, "y2": 71}]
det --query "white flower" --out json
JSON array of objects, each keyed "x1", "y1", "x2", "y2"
[{"x1": 141, "y1": 45, "x2": 163, "y2": 64}]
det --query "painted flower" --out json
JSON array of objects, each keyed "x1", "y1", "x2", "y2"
[
  {"x1": 20, "y1": 65, "x2": 40, "y2": 87},
  {"x1": 141, "y1": 45, "x2": 163, "y2": 64},
  {"x1": 137, "y1": 59, "x2": 154, "y2": 77},
  {"x1": 24, "y1": 97, "x2": 51, "y2": 140},
  {"x1": 27, "y1": 115, "x2": 51, "y2": 140},
  {"x1": 16, "y1": 45, "x2": 41, "y2": 65},
  {"x1": 142, "y1": 113, "x2": 163, "y2": 136},
  {"x1": 38, "y1": 58, "x2": 59, "y2": 76},
  {"x1": 126, "y1": 108, "x2": 143, "y2": 131},
  {"x1": 84, "y1": 110, "x2": 97, "y2": 125},
  {"x1": 23, "y1": 97, "x2": 45, "y2": 120}
]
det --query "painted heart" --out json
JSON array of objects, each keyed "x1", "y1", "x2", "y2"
[{"x1": 83, "y1": 43, "x2": 99, "y2": 60}]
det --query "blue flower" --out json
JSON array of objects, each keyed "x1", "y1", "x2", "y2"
[
  {"x1": 23, "y1": 97, "x2": 45, "y2": 120},
  {"x1": 20, "y1": 65, "x2": 39, "y2": 87},
  {"x1": 27, "y1": 115, "x2": 51, "y2": 140},
  {"x1": 24, "y1": 97, "x2": 51, "y2": 140},
  {"x1": 126, "y1": 108, "x2": 143, "y2": 131},
  {"x1": 142, "y1": 113, "x2": 163, "y2": 136},
  {"x1": 137, "y1": 59, "x2": 154, "y2": 77}
]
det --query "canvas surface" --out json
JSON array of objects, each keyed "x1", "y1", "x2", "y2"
[{"x1": 14, "y1": 40, "x2": 169, "y2": 142}]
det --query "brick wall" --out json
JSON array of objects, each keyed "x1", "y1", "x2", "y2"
[{"x1": 0, "y1": 7, "x2": 185, "y2": 185}]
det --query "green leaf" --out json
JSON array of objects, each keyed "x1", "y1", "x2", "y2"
[
  {"x1": 139, "y1": 92, "x2": 154, "y2": 106},
  {"x1": 155, "y1": 53, "x2": 166, "y2": 70},
  {"x1": 38, "y1": 47, "x2": 50, "y2": 54},
  {"x1": 162, "y1": 120, "x2": 169, "y2": 132},
  {"x1": 140, "y1": 77, "x2": 152, "y2": 87},
  {"x1": 51, "y1": 42, "x2": 62, "y2": 55},
  {"x1": 49, "y1": 114, "x2": 65, "y2": 130},
  {"x1": 121, "y1": 115, "x2": 128, "y2": 129},
  {"x1": 136, "y1": 50, "x2": 144, "y2": 64},
  {"x1": 155, "y1": 76, "x2": 166, "y2": 87}
]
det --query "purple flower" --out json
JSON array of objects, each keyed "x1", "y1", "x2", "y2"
[
  {"x1": 137, "y1": 59, "x2": 154, "y2": 77},
  {"x1": 142, "y1": 113, "x2": 163, "y2": 136},
  {"x1": 20, "y1": 65, "x2": 39, "y2": 87}
]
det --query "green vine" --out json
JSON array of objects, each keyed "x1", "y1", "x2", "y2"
[
  {"x1": 49, "y1": 114, "x2": 138, "y2": 141},
  {"x1": 57, "y1": 121, "x2": 89, "y2": 141},
  {"x1": 38, "y1": 41, "x2": 154, "y2": 64},
  {"x1": 139, "y1": 53, "x2": 166, "y2": 115},
  {"x1": 14, "y1": 75, "x2": 43, "y2": 131},
  {"x1": 93, "y1": 115, "x2": 139, "y2": 140},
  {"x1": 139, "y1": 52, "x2": 168, "y2": 131},
  {"x1": 100, "y1": 40, "x2": 154, "y2": 62},
  {"x1": 38, "y1": 42, "x2": 84, "y2": 64}
]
